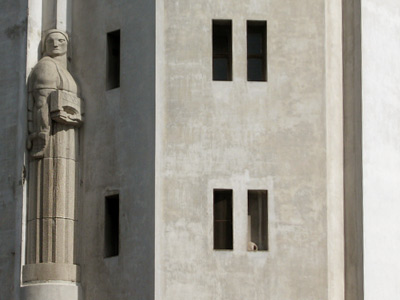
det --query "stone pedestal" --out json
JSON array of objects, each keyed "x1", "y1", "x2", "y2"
[
  {"x1": 22, "y1": 263, "x2": 80, "y2": 282},
  {"x1": 21, "y1": 283, "x2": 82, "y2": 300}
]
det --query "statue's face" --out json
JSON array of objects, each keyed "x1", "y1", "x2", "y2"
[{"x1": 45, "y1": 33, "x2": 68, "y2": 57}]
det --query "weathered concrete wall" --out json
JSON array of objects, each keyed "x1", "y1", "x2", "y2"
[
  {"x1": 72, "y1": 0, "x2": 155, "y2": 299},
  {"x1": 156, "y1": 0, "x2": 332, "y2": 299},
  {"x1": 0, "y1": 1, "x2": 28, "y2": 299},
  {"x1": 362, "y1": 0, "x2": 400, "y2": 299}
]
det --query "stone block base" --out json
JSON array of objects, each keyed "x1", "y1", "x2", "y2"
[
  {"x1": 23, "y1": 263, "x2": 80, "y2": 282},
  {"x1": 21, "y1": 282, "x2": 82, "y2": 300}
]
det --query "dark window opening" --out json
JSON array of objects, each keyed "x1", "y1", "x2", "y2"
[
  {"x1": 247, "y1": 21, "x2": 267, "y2": 81},
  {"x1": 248, "y1": 190, "x2": 268, "y2": 251},
  {"x1": 107, "y1": 30, "x2": 120, "y2": 90},
  {"x1": 214, "y1": 189, "x2": 233, "y2": 250},
  {"x1": 105, "y1": 194, "x2": 119, "y2": 257},
  {"x1": 213, "y1": 20, "x2": 232, "y2": 81}
]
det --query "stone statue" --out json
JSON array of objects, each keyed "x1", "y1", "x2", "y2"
[{"x1": 24, "y1": 29, "x2": 83, "y2": 283}]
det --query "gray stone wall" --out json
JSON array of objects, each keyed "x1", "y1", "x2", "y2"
[
  {"x1": 0, "y1": 1, "x2": 28, "y2": 299},
  {"x1": 72, "y1": 0, "x2": 155, "y2": 299},
  {"x1": 342, "y1": 0, "x2": 364, "y2": 299}
]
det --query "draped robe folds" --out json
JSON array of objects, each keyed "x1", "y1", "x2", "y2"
[{"x1": 24, "y1": 56, "x2": 83, "y2": 282}]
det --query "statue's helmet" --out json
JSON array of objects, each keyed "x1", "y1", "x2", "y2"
[{"x1": 41, "y1": 29, "x2": 69, "y2": 56}]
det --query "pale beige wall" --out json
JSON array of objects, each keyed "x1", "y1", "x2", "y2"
[
  {"x1": 156, "y1": 0, "x2": 331, "y2": 299},
  {"x1": 362, "y1": 0, "x2": 400, "y2": 298}
]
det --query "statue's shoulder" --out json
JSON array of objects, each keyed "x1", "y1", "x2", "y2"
[
  {"x1": 29, "y1": 57, "x2": 59, "y2": 91},
  {"x1": 32, "y1": 56, "x2": 58, "y2": 75}
]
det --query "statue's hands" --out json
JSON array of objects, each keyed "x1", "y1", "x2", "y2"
[
  {"x1": 26, "y1": 133, "x2": 38, "y2": 151},
  {"x1": 26, "y1": 135, "x2": 33, "y2": 150},
  {"x1": 26, "y1": 132, "x2": 49, "y2": 158}
]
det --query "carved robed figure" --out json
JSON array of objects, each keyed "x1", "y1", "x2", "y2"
[{"x1": 24, "y1": 29, "x2": 83, "y2": 282}]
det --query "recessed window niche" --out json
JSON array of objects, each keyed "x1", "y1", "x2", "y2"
[
  {"x1": 104, "y1": 194, "x2": 119, "y2": 258},
  {"x1": 247, "y1": 190, "x2": 268, "y2": 251},
  {"x1": 247, "y1": 21, "x2": 267, "y2": 81},
  {"x1": 213, "y1": 189, "x2": 233, "y2": 250},
  {"x1": 212, "y1": 20, "x2": 232, "y2": 81},
  {"x1": 106, "y1": 30, "x2": 121, "y2": 90}
]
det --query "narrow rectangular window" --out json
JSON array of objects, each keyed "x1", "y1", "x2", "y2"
[
  {"x1": 247, "y1": 21, "x2": 267, "y2": 81},
  {"x1": 247, "y1": 190, "x2": 268, "y2": 251},
  {"x1": 107, "y1": 30, "x2": 120, "y2": 90},
  {"x1": 105, "y1": 194, "x2": 119, "y2": 257},
  {"x1": 213, "y1": 189, "x2": 233, "y2": 249},
  {"x1": 213, "y1": 20, "x2": 232, "y2": 81}
]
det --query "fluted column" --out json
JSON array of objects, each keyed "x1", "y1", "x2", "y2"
[{"x1": 24, "y1": 123, "x2": 79, "y2": 282}]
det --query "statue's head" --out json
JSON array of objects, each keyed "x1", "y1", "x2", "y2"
[{"x1": 42, "y1": 29, "x2": 69, "y2": 58}]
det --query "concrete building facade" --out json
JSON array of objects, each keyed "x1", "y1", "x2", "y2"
[{"x1": 0, "y1": 0, "x2": 399, "y2": 299}]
